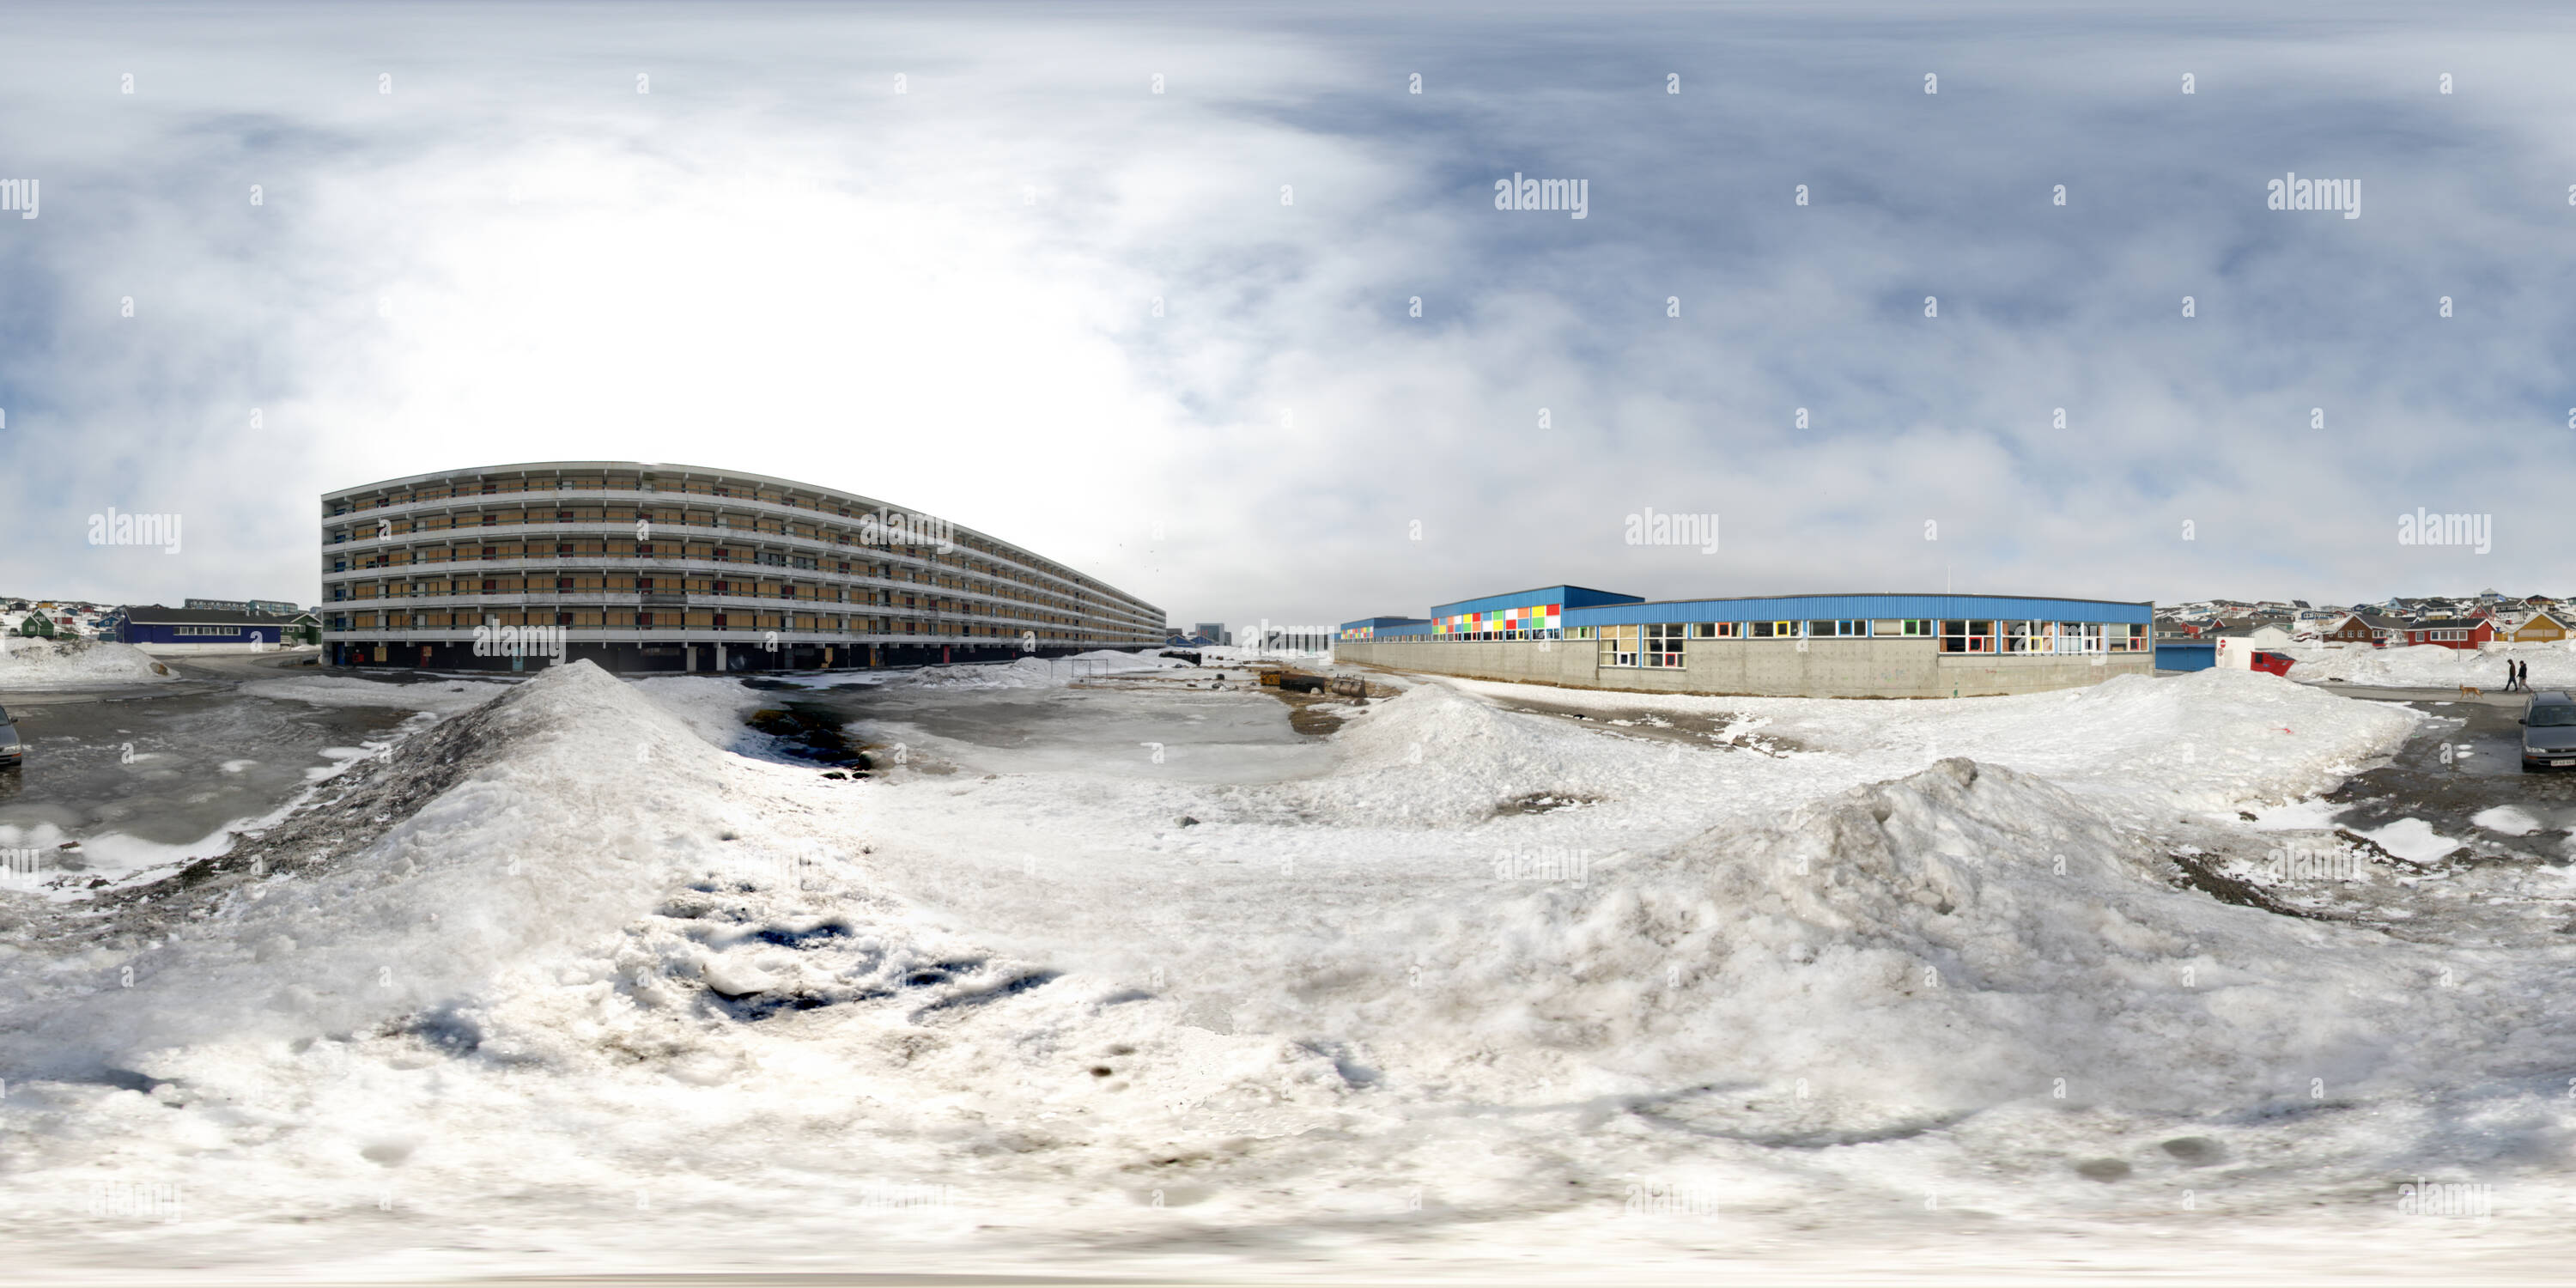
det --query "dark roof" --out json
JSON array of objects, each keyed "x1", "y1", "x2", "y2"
[
  {"x1": 119, "y1": 604, "x2": 302, "y2": 626},
  {"x1": 2410, "y1": 617, "x2": 2484, "y2": 629}
]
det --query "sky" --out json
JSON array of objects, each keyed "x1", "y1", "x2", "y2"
[{"x1": 1, "y1": 1, "x2": 2571, "y2": 629}]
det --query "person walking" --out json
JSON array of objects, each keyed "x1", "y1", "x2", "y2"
[
  {"x1": 2519, "y1": 658, "x2": 2531, "y2": 691},
  {"x1": 2506, "y1": 657, "x2": 2518, "y2": 692}
]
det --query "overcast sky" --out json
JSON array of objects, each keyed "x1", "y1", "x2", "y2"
[{"x1": 2, "y1": 1, "x2": 2570, "y2": 626}]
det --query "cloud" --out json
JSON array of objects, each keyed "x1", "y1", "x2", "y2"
[{"x1": 0, "y1": 3, "x2": 2568, "y2": 621}]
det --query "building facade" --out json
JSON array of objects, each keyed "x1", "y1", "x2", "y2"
[
  {"x1": 120, "y1": 604, "x2": 305, "y2": 651},
  {"x1": 1338, "y1": 585, "x2": 2155, "y2": 698},
  {"x1": 320, "y1": 462, "x2": 1165, "y2": 672}
]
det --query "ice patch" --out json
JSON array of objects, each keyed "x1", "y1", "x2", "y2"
[
  {"x1": 2358, "y1": 817, "x2": 2463, "y2": 861},
  {"x1": 243, "y1": 676, "x2": 511, "y2": 713},
  {"x1": 2472, "y1": 805, "x2": 2543, "y2": 836}
]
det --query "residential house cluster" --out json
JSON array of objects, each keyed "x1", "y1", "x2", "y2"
[{"x1": 2157, "y1": 590, "x2": 2572, "y2": 652}]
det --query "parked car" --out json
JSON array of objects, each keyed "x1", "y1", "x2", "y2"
[
  {"x1": 2520, "y1": 691, "x2": 2576, "y2": 772},
  {"x1": 0, "y1": 702, "x2": 20, "y2": 770},
  {"x1": 2250, "y1": 650, "x2": 2296, "y2": 677}
]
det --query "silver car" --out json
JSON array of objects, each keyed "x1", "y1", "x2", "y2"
[
  {"x1": 2520, "y1": 690, "x2": 2576, "y2": 772},
  {"x1": 0, "y1": 702, "x2": 19, "y2": 769}
]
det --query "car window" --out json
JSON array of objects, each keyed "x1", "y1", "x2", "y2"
[{"x1": 2530, "y1": 705, "x2": 2576, "y2": 727}]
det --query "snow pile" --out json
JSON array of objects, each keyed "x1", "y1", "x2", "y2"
[
  {"x1": 1302, "y1": 681, "x2": 1637, "y2": 823},
  {"x1": 0, "y1": 637, "x2": 173, "y2": 688},
  {"x1": 1449, "y1": 669, "x2": 2421, "y2": 818},
  {"x1": 0, "y1": 661, "x2": 765, "y2": 1067},
  {"x1": 1320, "y1": 757, "x2": 2530, "y2": 1123},
  {"x1": 2288, "y1": 643, "x2": 2576, "y2": 689}
]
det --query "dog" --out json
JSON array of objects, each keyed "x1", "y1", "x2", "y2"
[{"x1": 2459, "y1": 685, "x2": 2481, "y2": 698}]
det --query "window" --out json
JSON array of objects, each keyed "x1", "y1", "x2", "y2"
[
  {"x1": 1598, "y1": 623, "x2": 1641, "y2": 668},
  {"x1": 1751, "y1": 621, "x2": 1798, "y2": 639},
  {"x1": 637, "y1": 611, "x2": 654, "y2": 629},
  {"x1": 482, "y1": 513, "x2": 498, "y2": 526},
  {"x1": 556, "y1": 544, "x2": 573, "y2": 556},
  {"x1": 1691, "y1": 622, "x2": 1738, "y2": 639},
  {"x1": 1645, "y1": 623, "x2": 1686, "y2": 667},
  {"x1": 556, "y1": 612, "x2": 573, "y2": 627},
  {"x1": 556, "y1": 578, "x2": 573, "y2": 591},
  {"x1": 1941, "y1": 620, "x2": 1995, "y2": 653},
  {"x1": 1811, "y1": 620, "x2": 1862, "y2": 637}
]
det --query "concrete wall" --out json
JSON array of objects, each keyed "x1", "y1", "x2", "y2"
[{"x1": 1334, "y1": 638, "x2": 2154, "y2": 697}]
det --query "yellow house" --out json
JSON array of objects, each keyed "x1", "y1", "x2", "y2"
[{"x1": 2511, "y1": 611, "x2": 2569, "y2": 643}]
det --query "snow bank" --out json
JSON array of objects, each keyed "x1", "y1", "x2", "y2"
[
  {"x1": 1450, "y1": 668, "x2": 2420, "y2": 817},
  {"x1": 0, "y1": 637, "x2": 173, "y2": 688},
  {"x1": 0, "y1": 661, "x2": 761, "y2": 1066},
  {"x1": 1317, "y1": 757, "x2": 2470, "y2": 1117},
  {"x1": 2288, "y1": 642, "x2": 2576, "y2": 689}
]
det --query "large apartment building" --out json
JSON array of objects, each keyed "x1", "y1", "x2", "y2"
[{"x1": 320, "y1": 462, "x2": 1165, "y2": 672}]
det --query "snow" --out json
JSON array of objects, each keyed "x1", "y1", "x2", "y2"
[
  {"x1": 2472, "y1": 805, "x2": 2543, "y2": 836},
  {"x1": 240, "y1": 674, "x2": 513, "y2": 713},
  {"x1": 12, "y1": 659, "x2": 2576, "y2": 1282},
  {"x1": 2287, "y1": 642, "x2": 2576, "y2": 690},
  {"x1": 2357, "y1": 817, "x2": 2464, "y2": 861},
  {"x1": 889, "y1": 650, "x2": 1194, "y2": 690},
  {"x1": 0, "y1": 638, "x2": 173, "y2": 689}
]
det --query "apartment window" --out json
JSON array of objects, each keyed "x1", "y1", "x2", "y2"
[
  {"x1": 637, "y1": 612, "x2": 654, "y2": 629},
  {"x1": 1810, "y1": 620, "x2": 1862, "y2": 638},
  {"x1": 637, "y1": 544, "x2": 653, "y2": 557},
  {"x1": 556, "y1": 577, "x2": 573, "y2": 591},
  {"x1": 1940, "y1": 620, "x2": 1995, "y2": 653},
  {"x1": 481, "y1": 579, "x2": 498, "y2": 593},
  {"x1": 556, "y1": 612, "x2": 573, "y2": 627},
  {"x1": 482, "y1": 546, "x2": 498, "y2": 560},
  {"x1": 712, "y1": 613, "x2": 730, "y2": 629},
  {"x1": 557, "y1": 511, "x2": 573, "y2": 522},
  {"x1": 482, "y1": 513, "x2": 498, "y2": 526}
]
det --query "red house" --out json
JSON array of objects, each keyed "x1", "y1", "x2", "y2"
[{"x1": 2402, "y1": 617, "x2": 2494, "y2": 649}]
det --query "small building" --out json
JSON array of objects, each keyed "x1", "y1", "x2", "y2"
[
  {"x1": 2509, "y1": 611, "x2": 2570, "y2": 644},
  {"x1": 2321, "y1": 614, "x2": 2381, "y2": 644},
  {"x1": 118, "y1": 604, "x2": 301, "y2": 651},
  {"x1": 1337, "y1": 587, "x2": 2154, "y2": 698},
  {"x1": 1337, "y1": 616, "x2": 1431, "y2": 642},
  {"x1": 2402, "y1": 617, "x2": 2493, "y2": 650}
]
